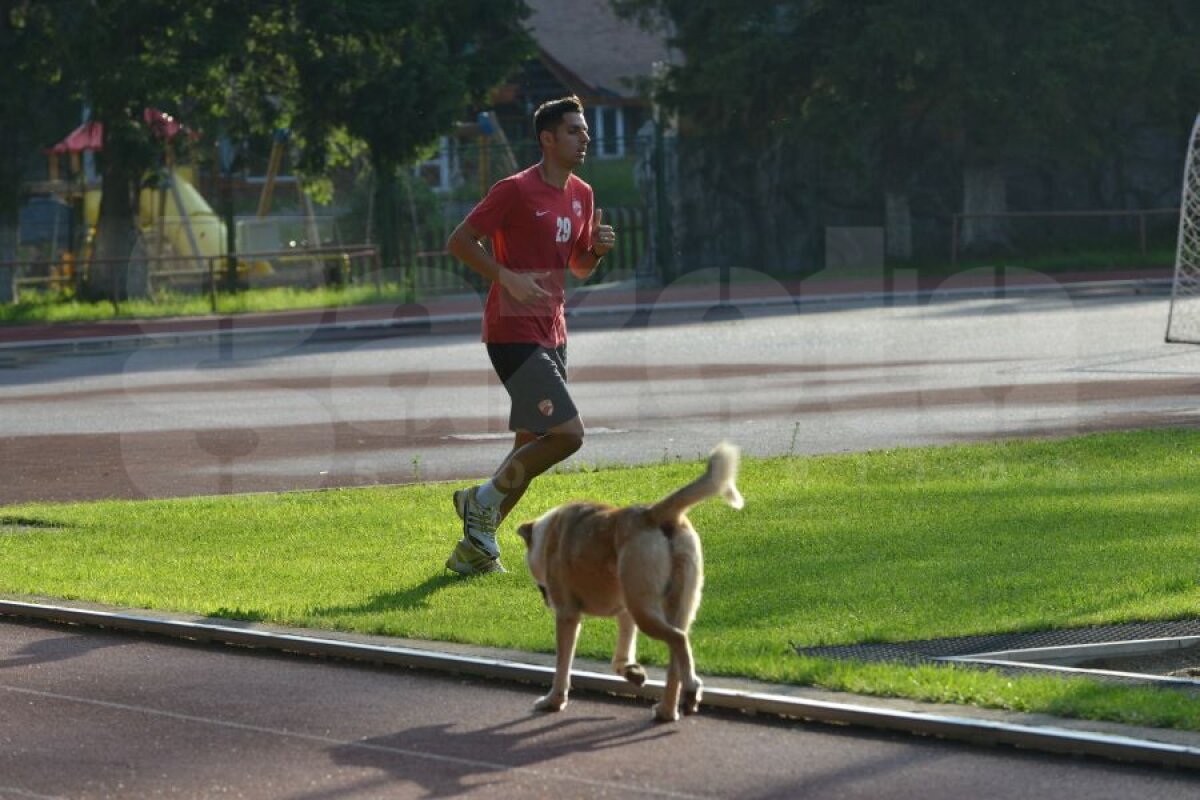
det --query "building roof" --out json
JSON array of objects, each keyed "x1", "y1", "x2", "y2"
[{"x1": 525, "y1": 0, "x2": 672, "y2": 99}]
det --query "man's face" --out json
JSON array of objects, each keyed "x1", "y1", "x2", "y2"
[{"x1": 544, "y1": 111, "x2": 590, "y2": 167}]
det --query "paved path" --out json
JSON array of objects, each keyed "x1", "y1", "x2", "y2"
[
  {"x1": 0, "y1": 272, "x2": 1193, "y2": 504},
  {"x1": 3, "y1": 619, "x2": 1196, "y2": 799}
]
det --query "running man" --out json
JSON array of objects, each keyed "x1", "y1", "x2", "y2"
[{"x1": 443, "y1": 95, "x2": 616, "y2": 575}]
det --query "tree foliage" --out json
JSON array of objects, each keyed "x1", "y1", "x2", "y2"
[
  {"x1": 6, "y1": 0, "x2": 532, "y2": 298},
  {"x1": 9, "y1": 0, "x2": 252, "y2": 300},
  {"x1": 615, "y1": 0, "x2": 1200, "y2": 266},
  {"x1": 0, "y1": 5, "x2": 75, "y2": 232},
  {"x1": 620, "y1": 0, "x2": 1199, "y2": 163},
  {"x1": 260, "y1": 0, "x2": 534, "y2": 272}
]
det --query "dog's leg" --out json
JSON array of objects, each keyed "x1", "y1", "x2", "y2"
[
  {"x1": 678, "y1": 637, "x2": 703, "y2": 716},
  {"x1": 612, "y1": 610, "x2": 646, "y2": 686},
  {"x1": 658, "y1": 630, "x2": 703, "y2": 719},
  {"x1": 656, "y1": 643, "x2": 687, "y2": 722},
  {"x1": 628, "y1": 609, "x2": 693, "y2": 722},
  {"x1": 665, "y1": 613, "x2": 702, "y2": 717},
  {"x1": 534, "y1": 613, "x2": 580, "y2": 712},
  {"x1": 666, "y1": 537, "x2": 704, "y2": 716}
]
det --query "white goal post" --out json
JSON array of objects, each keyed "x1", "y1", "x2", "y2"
[{"x1": 1166, "y1": 112, "x2": 1200, "y2": 343}]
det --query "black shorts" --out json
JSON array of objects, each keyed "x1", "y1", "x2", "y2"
[{"x1": 487, "y1": 343, "x2": 579, "y2": 433}]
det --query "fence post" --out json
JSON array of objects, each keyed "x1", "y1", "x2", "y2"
[
  {"x1": 208, "y1": 256, "x2": 217, "y2": 313},
  {"x1": 653, "y1": 121, "x2": 672, "y2": 284},
  {"x1": 951, "y1": 214, "x2": 961, "y2": 269},
  {"x1": 0, "y1": 262, "x2": 14, "y2": 304},
  {"x1": 223, "y1": 174, "x2": 238, "y2": 294}
]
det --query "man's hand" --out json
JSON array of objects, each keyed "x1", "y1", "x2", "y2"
[
  {"x1": 500, "y1": 269, "x2": 551, "y2": 304},
  {"x1": 591, "y1": 208, "x2": 615, "y2": 257}
]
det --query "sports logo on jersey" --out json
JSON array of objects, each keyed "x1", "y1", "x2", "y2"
[
  {"x1": 572, "y1": 200, "x2": 583, "y2": 218},
  {"x1": 538, "y1": 398, "x2": 555, "y2": 417}
]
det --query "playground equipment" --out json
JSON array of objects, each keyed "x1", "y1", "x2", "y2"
[
  {"x1": 244, "y1": 128, "x2": 323, "y2": 254},
  {"x1": 454, "y1": 111, "x2": 519, "y2": 196},
  {"x1": 41, "y1": 109, "x2": 226, "y2": 285},
  {"x1": 137, "y1": 166, "x2": 225, "y2": 267}
]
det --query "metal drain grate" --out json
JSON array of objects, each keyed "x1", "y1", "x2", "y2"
[{"x1": 795, "y1": 620, "x2": 1200, "y2": 665}]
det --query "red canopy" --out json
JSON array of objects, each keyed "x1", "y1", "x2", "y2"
[
  {"x1": 45, "y1": 121, "x2": 104, "y2": 154},
  {"x1": 45, "y1": 109, "x2": 195, "y2": 154},
  {"x1": 143, "y1": 108, "x2": 193, "y2": 141}
]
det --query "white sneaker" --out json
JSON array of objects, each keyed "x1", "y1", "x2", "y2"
[
  {"x1": 445, "y1": 537, "x2": 506, "y2": 576},
  {"x1": 454, "y1": 485, "x2": 501, "y2": 559}
]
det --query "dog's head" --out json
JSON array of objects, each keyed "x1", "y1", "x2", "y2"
[
  {"x1": 517, "y1": 512, "x2": 552, "y2": 606},
  {"x1": 517, "y1": 504, "x2": 604, "y2": 608},
  {"x1": 516, "y1": 519, "x2": 537, "y2": 550}
]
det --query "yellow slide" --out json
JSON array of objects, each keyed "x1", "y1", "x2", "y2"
[
  {"x1": 137, "y1": 167, "x2": 226, "y2": 261},
  {"x1": 82, "y1": 167, "x2": 226, "y2": 261}
]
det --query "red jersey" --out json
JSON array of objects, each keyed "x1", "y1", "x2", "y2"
[{"x1": 465, "y1": 165, "x2": 594, "y2": 347}]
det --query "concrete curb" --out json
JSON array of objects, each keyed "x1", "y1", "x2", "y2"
[
  {"x1": 4, "y1": 598, "x2": 1200, "y2": 771},
  {"x1": 0, "y1": 277, "x2": 1172, "y2": 355}
]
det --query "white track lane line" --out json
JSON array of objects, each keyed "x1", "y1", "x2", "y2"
[{"x1": 0, "y1": 683, "x2": 708, "y2": 800}]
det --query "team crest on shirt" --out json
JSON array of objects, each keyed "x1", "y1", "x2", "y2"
[
  {"x1": 538, "y1": 398, "x2": 555, "y2": 417},
  {"x1": 572, "y1": 200, "x2": 583, "y2": 218}
]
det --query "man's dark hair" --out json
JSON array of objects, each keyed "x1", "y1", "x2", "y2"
[{"x1": 533, "y1": 95, "x2": 584, "y2": 143}]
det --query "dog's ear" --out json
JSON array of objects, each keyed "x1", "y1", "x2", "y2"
[{"x1": 516, "y1": 521, "x2": 534, "y2": 548}]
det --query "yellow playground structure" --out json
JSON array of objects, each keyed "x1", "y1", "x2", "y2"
[
  {"x1": 25, "y1": 110, "x2": 363, "y2": 301},
  {"x1": 41, "y1": 110, "x2": 226, "y2": 285}
]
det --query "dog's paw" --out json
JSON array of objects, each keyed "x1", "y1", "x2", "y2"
[
  {"x1": 682, "y1": 681, "x2": 704, "y2": 715},
  {"x1": 533, "y1": 692, "x2": 567, "y2": 712},
  {"x1": 652, "y1": 702, "x2": 680, "y2": 723},
  {"x1": 621, "y1": 664, "x2": 647, "y2": 687}
]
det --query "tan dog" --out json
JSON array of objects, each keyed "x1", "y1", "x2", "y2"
[{"x1": 516, "y1": 442, "x2": 743, "y2": 722}]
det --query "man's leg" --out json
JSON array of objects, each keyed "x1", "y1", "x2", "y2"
[
  {"x1": 493, "y1": 416, "x2": 584, "y2": 521},
  {"x1": 507, "y1": 430, "x2": 540, "y2": 462},
  {"x1": 452, "y1": 344, "x2": 579, "y2": 568}
]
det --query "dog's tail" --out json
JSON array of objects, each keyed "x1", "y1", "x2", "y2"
[{"x1": 648, "y1": 442, "x2": 744, "y2": 527}]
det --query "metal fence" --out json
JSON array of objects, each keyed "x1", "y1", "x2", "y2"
[
  {"x1": 392, "y1": 205, "x2": 649, "y2": 295},
  {"x1": 5, "y1": 245, "x2": 380, "y2": 310},
  {"x1": 949, "y1": 208, "x2": 1180, "y2": 268}
]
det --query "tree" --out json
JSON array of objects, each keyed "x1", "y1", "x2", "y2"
[
  {"x1": 8, "y1": 0, "x2": 532, "y2": 304},
  {"x1": 0, "y1": 2, "x2": 79, "y2": 301},
  {"x1": 616, "y1": 0, "x2": 1200, "y2": 267},
  {"x1": 256, "y1": 0, "x2": 533, "y2": 281},
  {"x1": 14, "y1": 0, "x2": 251, "y2": 302}
]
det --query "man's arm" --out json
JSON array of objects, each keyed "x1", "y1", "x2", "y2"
[
  {"x1": 446, "y1": 221, "x2": 549, "y2": 304},
  {"x1": 569, "y1": 207, "x2": 615, "y2": 280},
  {"x1": 568, "y1": 249, "x2": 604, "y2": 280}
]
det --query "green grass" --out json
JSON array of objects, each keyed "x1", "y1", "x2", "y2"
[
  {"x1": 575, "y1": 155, "x2": 642, "y2": 207},
  {"x1": 929, "y1": 245, "x2": 1174, "y2": 276},
  {"x1": 665, "y1": 246, "x2": 1173, "y2": 288},
  {"x1": 4, "y1": 429, "x2": 1200, "y2": 729},
  {"x1": 0, "y1": 284, "x2": 423, "y2": 324}
]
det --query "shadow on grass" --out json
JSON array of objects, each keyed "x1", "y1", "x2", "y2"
[
  {"x1": 206, "y1": 608, "x2": 270, "y2": 624},
  {"x1": 307, "y1": 575, "x2": 460, "y2": 621},
  {"x1": 0, "y1": 516, "x2": 71, "y2": 533}
]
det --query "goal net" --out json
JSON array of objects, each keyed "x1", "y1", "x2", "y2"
[{"x1": 1166, "y1": 112, "x2": 1200, "y2": 343}]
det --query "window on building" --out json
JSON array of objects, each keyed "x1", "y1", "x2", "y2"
[
  {"x1": 416, "y1": 136, "x2": 456, "y2": 193},
  {"x1": 593, "y1": 106, "x2": 626, "y2": 159}
]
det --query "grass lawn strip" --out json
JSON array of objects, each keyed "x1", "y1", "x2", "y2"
[{"x1": 2, "y1": 429, "x2": 1199, "y2": 730}]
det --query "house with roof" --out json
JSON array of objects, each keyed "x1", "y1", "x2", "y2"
[
  {"x1": 420, "y1": 0, "x2": 673, "y2": 192},
  {"x1": 504, "y1": 0, "x2": 673, "y2": 159}
]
